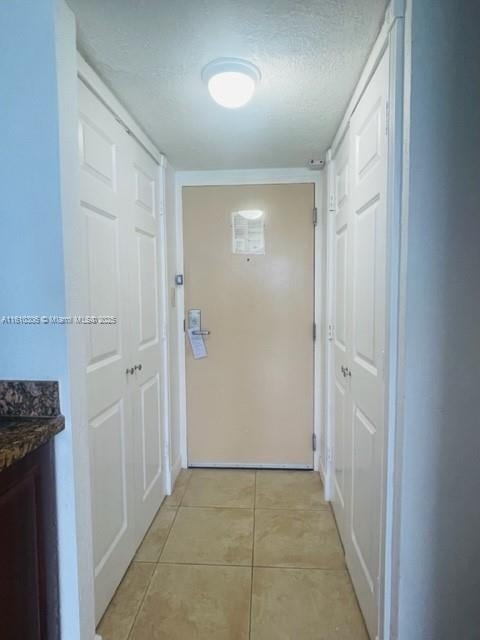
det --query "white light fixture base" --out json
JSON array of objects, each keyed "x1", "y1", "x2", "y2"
[{"x1": 201, "y1": 58, "x2": 261, "y2": 109}]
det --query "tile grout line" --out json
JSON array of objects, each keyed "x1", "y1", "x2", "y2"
[
  {"x1": 150, "y1": 560, "x2": 349, "y2": 572},
  {"x1": 154, "y1": 502, "x2": 181, "y2": 562},
  {"x1": 125, "y1": 561, "x2": 158, "y2": 640},
  {"x1": 125, "y1": 473, "x2": 188, "y2": 640},
  {"x1": 249, "y1": 470, "x2": 257, "y2": 640},
  {"x1": 155, "y1": 474, "x2": 187, "y2": 562},
  {"x1": 175, "y1": 504, "x2": 255, "y2": 511}
]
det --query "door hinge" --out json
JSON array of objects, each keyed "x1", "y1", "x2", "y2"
[
  {"x1": 313, "y1": 206, "x2": 318, "y2": 226},
  {"x1": 312, "y1": 433, "x2": 317, "y2": 452},
  {"x1": 327, "y1": 324, "x2": 334, "y2": 341},
  {"x1": 385, "y1": 100, "x2": 390, "y2": 136},
  {"x1": 313, "y1": 322, "x2": 317, "y2": 341},
  {"x1": 183, "y1": 318, "x2": 186, "y2": 333},
  {"x1": 327, "y1": 447, "x2": 333, "y2": 464}
]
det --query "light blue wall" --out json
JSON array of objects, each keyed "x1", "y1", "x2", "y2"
[
  {"x1": 0, "y1": 0, "x2": 69, "y2": 380},
  {"x1": 398, "y1": 1, "x2": 480, "y2": 638},
  {"x1": 0, "y1": 1, "x2": 95, "y2": 638}
]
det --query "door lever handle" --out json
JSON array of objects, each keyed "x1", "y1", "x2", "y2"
[{"x1": 192, "y1": 330, "x2": 210, "y2": 336}]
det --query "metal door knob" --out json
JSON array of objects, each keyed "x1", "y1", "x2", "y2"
[
  {"x1": 126, "y1": 367, "x2": 135, "y2": 375},
  {"x1": 134, "y1": 363, "x2": 142, "y2": 371}
]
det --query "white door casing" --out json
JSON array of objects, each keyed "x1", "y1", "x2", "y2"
[{"x1": 79, "y1": 78, "x2": 165, "y2": 622}]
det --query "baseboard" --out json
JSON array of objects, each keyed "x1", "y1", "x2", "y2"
[
  {"x1": 188, "y1": 462, "x2": 314, "y2": 469},
  {"x1": 170, "y1": 456, "x2": 182, "y2": 490},
  {"x1": 319, "y1": 458, "x2": 326, "y2": 486},
  {"x1": 319, "y1": 456, "x2": 331, "y2": 501}
]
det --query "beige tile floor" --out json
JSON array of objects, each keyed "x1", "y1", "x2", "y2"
[{"x1": 97, "y1": 469, "x2": 369, "y2": 640}]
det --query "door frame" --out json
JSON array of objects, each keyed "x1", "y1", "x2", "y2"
[
  {"x1": 175, "y1": 169, "x2": 324, "y2": 473},
  {"x1": 324, "y1": 1, "x2": 406, "y2": 638}
]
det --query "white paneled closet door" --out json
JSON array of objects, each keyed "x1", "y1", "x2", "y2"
[
  {"x1": 331, "y1": 48, "x2": 389, "y2": 639},
  {"x1": 127, "y1": 137, "x2": 166, "y2": 548},
  {"x1": 79, "y1": 80, "x2": 136, "y2": 621},
  {"x1": 79, "y1": 78, "x2": 165, "y2": 622}
]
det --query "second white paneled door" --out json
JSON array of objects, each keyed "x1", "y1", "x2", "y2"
[
  {"x1": 331, "y1": 48, "x2": 389, "y2": 639},
  {"x1": 128, "y1": 138, "x2": 166, "y2": 545},
  {"x1": 79, "y1": 78, "x2": 166, "y2": 622}
]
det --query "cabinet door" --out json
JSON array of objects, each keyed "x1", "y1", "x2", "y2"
[
  {"x1": 126, "y1": 138, "x2": 165, "y2": 546},
  {"x1": 0, "y1": 442, "x2": 59, "y2": 640},
  {"x1": 79, "y1": 79, "x2": 136, "y2": 622}
]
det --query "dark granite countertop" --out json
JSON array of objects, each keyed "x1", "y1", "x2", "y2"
[
  {"x1": 0, "y1": 415, "x2": 65, "y2": 472},
  {"x1": 0, "y1": 380, "x2": 65, "y2": 472}
]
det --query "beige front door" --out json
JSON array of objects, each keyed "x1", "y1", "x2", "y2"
[{"x1": 183, "y1": 183, "x2": 315, "y2": 467}]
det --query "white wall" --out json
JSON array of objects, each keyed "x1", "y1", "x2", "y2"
[
  {"x1": 396, "y1": 1, "x2": 480, "y2": 638},
  {"x1": 0, "y1": 1, "x2": 95, "y2": 638},
  {"x1": 165, "y1": 162, "x2": 182, "y2": 479}
]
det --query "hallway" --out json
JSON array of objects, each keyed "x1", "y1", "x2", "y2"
[{"x1": 97, "y1": 469, "x2": 368, "y2": 639}]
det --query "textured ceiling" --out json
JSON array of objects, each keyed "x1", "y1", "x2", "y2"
[{"x1": 68, "y1": 0, "x2": 387, "y2": 170}]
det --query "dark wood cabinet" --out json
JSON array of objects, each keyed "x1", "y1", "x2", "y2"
[{"x1": 0, "y1": 440, "x2": 59, "y2": 640}]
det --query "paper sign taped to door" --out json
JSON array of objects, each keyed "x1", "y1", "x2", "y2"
[{"x1": 187, "y1": 328, "x2": 207, "y2": 359}]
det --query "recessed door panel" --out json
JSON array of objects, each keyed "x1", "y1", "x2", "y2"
[
  {"x1": 80, "y1": 116, "x2": 116, "y2": 186},
  {"x1": 335, "y1": 227, "x2": 348, "y2": 351},
  {"x1": 334, "y1": 380, "x2": 346, "y2": 510},
  {"x1": 84, "y1": 206, "x2": 120, "y2": 364},
  {"x1": 90, "y1": 402, "x2": 127, "y2": 570},
  {"x1": 337, "y1": 163, "x2": 349, "y2": 207},
  {"x1": 139, "y1": 374, "x2": 162, "y2": 497},
  {"x1": 135, "y1": 165, "x2": 155, "y2": 215},
  {"x1": 136, "y1": 231, "x2": 158, "y2": 347},
  {"x1": 352, "y1": 198, "x2": 378, "y2": 371},
  {"x1": 351, "y1": 406, "x2": 377, "y2": 593},
  {"x1": 356, "y1": 100, "x2": 381, "y2": 181}
]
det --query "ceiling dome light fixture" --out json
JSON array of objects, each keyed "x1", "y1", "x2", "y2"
[{"x1": 201, "y1": 58, "x2": 261, "y2": 109}]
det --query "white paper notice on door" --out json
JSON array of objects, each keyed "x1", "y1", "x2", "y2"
[
  {"x1": 187, "y1": 328, "x2": 207, "y2": 359},
  {"x1": 232, "y1": 210, "x2": 265, "y2": 255}
]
